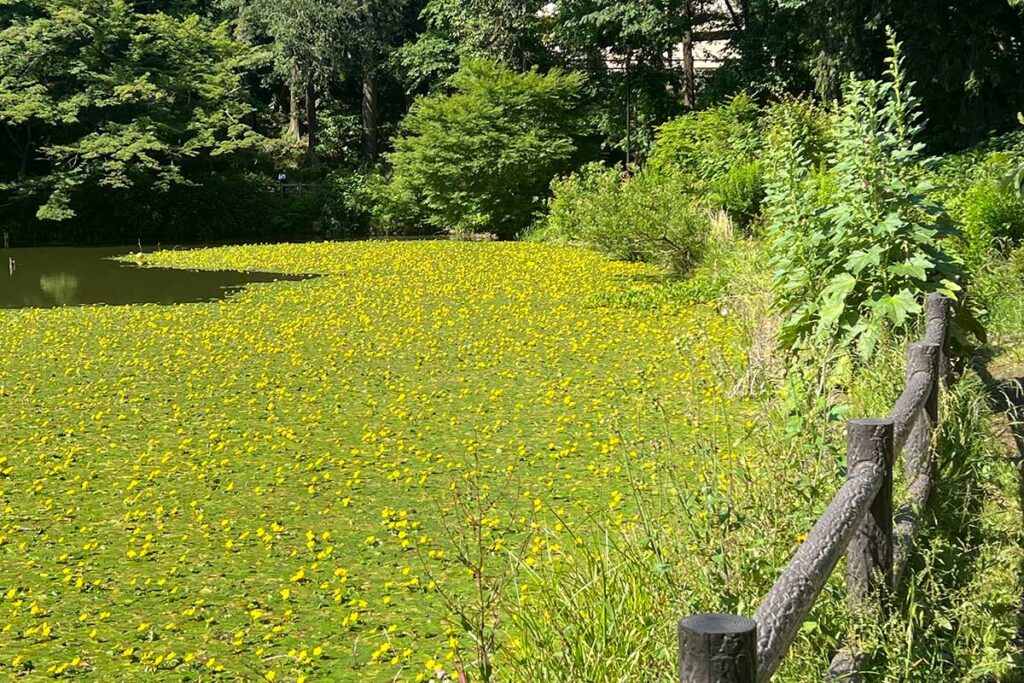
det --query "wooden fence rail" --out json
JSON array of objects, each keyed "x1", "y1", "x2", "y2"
[{"x1": 678, "y1": 292, "x2": 952, "y2": 682}]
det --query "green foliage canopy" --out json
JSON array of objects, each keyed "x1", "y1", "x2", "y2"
[
  {"x1": 715, "y1": 0, "x2": 1024, "y2": 149},
  {"x1": 376, "y1": 60, "x2": 584, "y2": 238},
  {"x1": 646, "y1": 94, "x2": 761, "y2": 181},
  {"x1": 0, "y1": 0, "x2": 265, "y2": 223},
  {"x1": 644, "y1": 94, "x2": 766, "y2": 231}
]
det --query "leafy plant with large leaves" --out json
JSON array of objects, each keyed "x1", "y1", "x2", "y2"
[{"x1": 765, "y1": 32, "x2": 966, "y2": 360}]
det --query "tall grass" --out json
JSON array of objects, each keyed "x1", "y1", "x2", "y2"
[
  {"x1": 833, "y1": 371, "x2": 1023, "y2": 681},
  {"x1": 494, "y1": 334, "x2": 1024, "y2": 682}
]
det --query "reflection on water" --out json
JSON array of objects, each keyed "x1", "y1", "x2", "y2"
[
  {"x1": 1, "y1": 247, "x2": 310, "y2": 309},
  {"x1": 38, "y1": 273, "x2": 81, "y2": 305}
]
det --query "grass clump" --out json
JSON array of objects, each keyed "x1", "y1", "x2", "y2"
[{"x1": 836, "y1": 370, "x2": 1024, "y2": 681}]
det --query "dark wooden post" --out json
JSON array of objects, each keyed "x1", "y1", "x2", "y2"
[
  {"x1": 678, "y1": 614, "x2": 757, "y2": 683},
  {"x1": 925, "y1": 293, "x2": 952, "y2": 383},
  {"x1": 846, "y1": 418, "x2": 895, "y2": 604},
  {"x1": 904, "y1": 343, "x2": 940, "y2": 484}
]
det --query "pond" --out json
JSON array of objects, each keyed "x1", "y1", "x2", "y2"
[{"x1": 0, "y1": 246, "x2": 309, "y2": 309}]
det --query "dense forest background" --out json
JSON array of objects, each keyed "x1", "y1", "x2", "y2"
[{"x1": 2, "y1": 0, "x2": 1023, "y2": 245}]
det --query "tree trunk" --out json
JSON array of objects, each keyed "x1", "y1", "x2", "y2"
[
  {"x1": 722, "y1": 0, "x2": 743, "y2": 31},
  {"x1": 361, "y1": 51, "x2": 379, "y2": 162},
  {"x1": 739, "y1": 0, "x2": 751, "y2": 30},
  {"x1": 288, "y1": 66, "x2": 302, "y2": 142},
  {"x1": 305, "y1": 74, "x2": 318, "y2": 166},
  {"x1": 6, "y1": 122, "x2": 30, "y2": 181},
  {"x1": 681, "y1": 0, "x2": 696, "y2": 109},
  {"x1": 289, "y1": 87, "x2": 302, "y2": 141},
  {"x1": 624, "y1": 47, "x2": 632, "y2": 167}
]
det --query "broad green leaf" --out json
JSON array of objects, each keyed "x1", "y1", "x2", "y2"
[{"x1": 845, "y1": 246, "x2": 882, "y2": 274}]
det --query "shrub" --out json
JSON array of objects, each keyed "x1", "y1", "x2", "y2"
[
  {"x1": 645, "y1": 95, "x2": 766, "y2": 231},
  {"x1": 761, "y1": 97, "x2": 834, "y2": 168},
  {"x1": 707, "y1": 161, "x2": 766, "y2": 232},
  {"x1": 959, "y1": 178, "x2": 1024, "y2": 260},
  {"x1": 934, "y1": 128, "x2": 1024, "y2": 264},
  {"x1": 377, "y1": 60, "x2": 585, "y2": 239},
  {"x1": 362, "y1": 171, "x2": 432, "y2": 236},
  {"x1": 764, "y1": 33, "x2": 966, "y2": 360},
  {"x1": 532, "y1": 163, "x2": 621, "y2": 250},
  {"x1": 318, "y1": 170, "x2": 373, "y2": 239},
  {"x1": 936, "y1": 131, "x2": 1023, "y2": 191},
  {"x1": 646, "y1": 94, "x2": 761, "y2": 182},
  {"x1": 534, "y1": 164, "x2": 709, "y2": 275}
]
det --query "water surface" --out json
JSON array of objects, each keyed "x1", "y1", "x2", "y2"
[{"x1": 0, "y1": 247, "x2": 308, "y2": 309}]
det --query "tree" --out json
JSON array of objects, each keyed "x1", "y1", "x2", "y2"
[
  {"x1": 0, "y1": 0, "x2": 265, "y2": 225},
  {"x1": 233, "y1": 0, "x2": 413, "y2": 163},
  {"x1": 886, "y1": 0, "x2": 1024, "y2": 148},
  {"x1": 700, "y1": 0, "x2": 814, "y2": 103},
  {"x1": 375, "y1": 60, "x2": 584, "y2": 237},
  {"x1": 233, "y1": 0, "x2": 355, "y2": 164},
  {"x1": 551, "y1": 0, "x2": 694, "y2": 158},
  {"x1": 399, "y1": 0, "x2": 550, "y2": 82},
  {"x1": 708, "y1": 0, "x2": 1024, "y2": 148},
  {"x1": 352, "y1": 0, "x2": 415, "y2": 161}
]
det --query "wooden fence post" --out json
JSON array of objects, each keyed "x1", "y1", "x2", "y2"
[
  {"x1": 846, "y1": 418, "x2": 895, "y2": 604},
  {"x1": 925, "y1": 293, "x2": 952, "y2": 383},
  {"x1": 904, "y1": 343, "x2": 940, "y2": 485},
  {"x1": 678, "y1": 614, "x2": 757, "y2": 683}
]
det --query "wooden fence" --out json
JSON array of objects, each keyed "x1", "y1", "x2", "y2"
[{"x1": 677, "y1": 292, "x2": 953, "y2": 682}]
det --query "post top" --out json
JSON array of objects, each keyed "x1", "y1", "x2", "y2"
[
  {"x1": 847, "y1": 417, "x2": 895, "y2": 427},
  {"x1": 678, "y1": 613, "x2": 757, "y2": 635}
]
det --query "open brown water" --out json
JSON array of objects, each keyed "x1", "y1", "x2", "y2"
[{"x1": 0, "y1": 247, "x2": 309, "y2": 309}]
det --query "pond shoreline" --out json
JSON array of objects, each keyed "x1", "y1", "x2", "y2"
[{"x1": 0, "y1": 245, "x2": 312, "y2": 309}]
